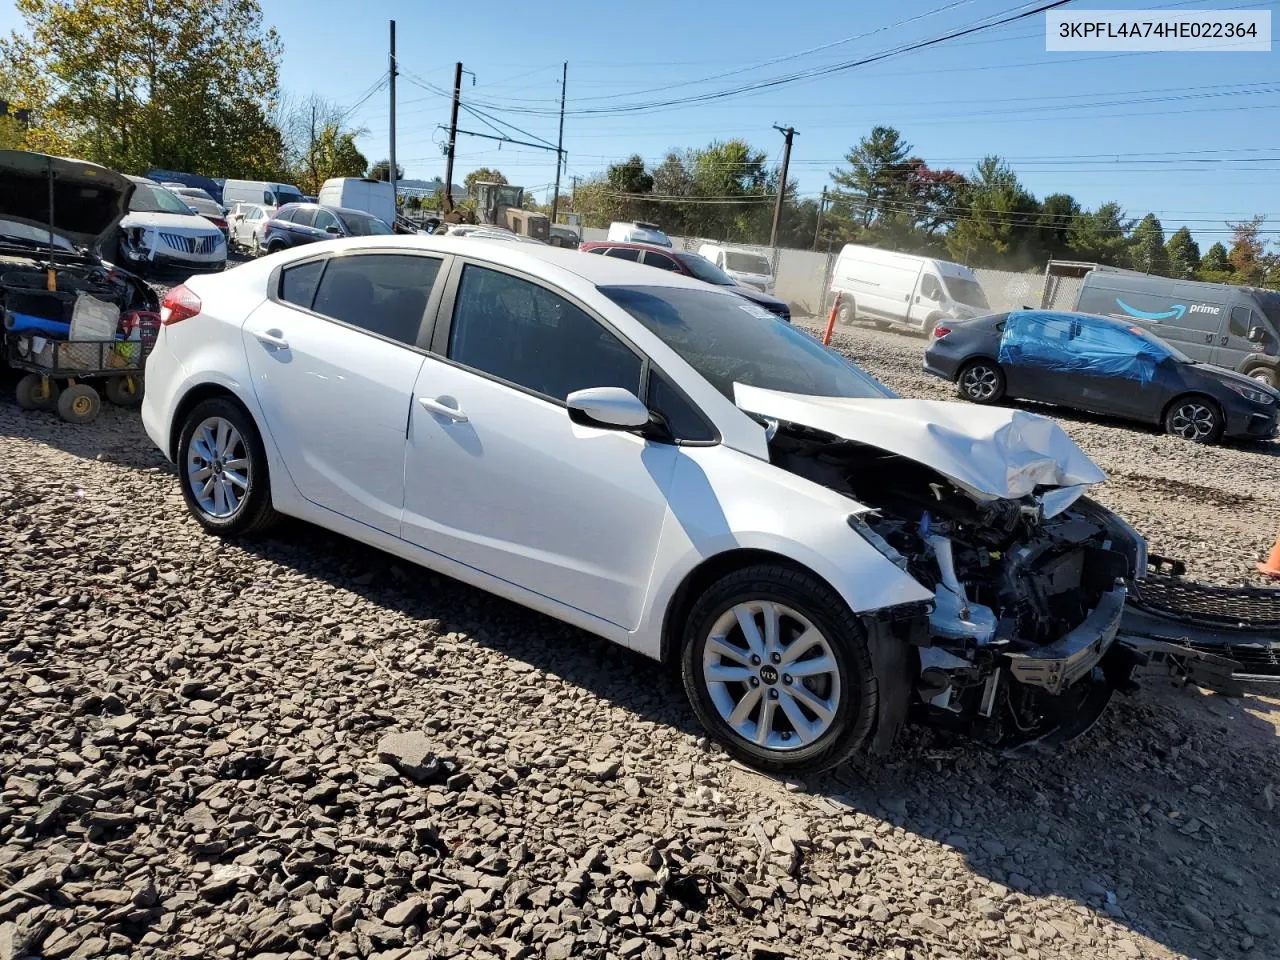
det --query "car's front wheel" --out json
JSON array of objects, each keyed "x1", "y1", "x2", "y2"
[
  {"x1": 957, "y1": 359, "x2": 1006, "y2": 404},
  {"x1": 681, "y1": 564, "x2": 877, "y2": 775},
  {"x1": 177, "y1": 397, "x2": 278, "y2": 535},
  {"x1": 1248, "y1": 367, "x2": 1278, "y2": 389},
  {"x1": 1164, "y1": 395, "x2": 1224, "y2": 444}
]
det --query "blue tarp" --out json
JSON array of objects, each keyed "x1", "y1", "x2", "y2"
[{"x1": 998, "y1": 310, "x2": 1163, "y2": 385}]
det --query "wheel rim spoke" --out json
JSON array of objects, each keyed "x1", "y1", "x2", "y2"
[
  {"x1": 779, "y1": 628, "x2": 821, "y2": 666},
  {"x1": 785, "y1": 654, "x2": 835, "y2": 679},
  {"x1": 727, "y1": 685, "x2": 763, "y2": 728},
  {"x1": 789, "y1": 682, "x2": 836, "y2": 724},
  {"x1": 706, "y1": 637, "x2": 752, "y2": 667},
  {"x1": 777, "y1": 693, "x2": 819, "y2": 744},
  {"x1": 704, "y1": 663, "x2": 753, "y2": 683},
  {"x1": 733, "y1": 604, "x2": 767, "y2": 659},
  {"x1": 754, "y1": 697, "x2": 776, "y2": 746}
]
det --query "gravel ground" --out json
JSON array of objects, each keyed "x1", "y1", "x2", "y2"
[{"x1": 2, "y1": 318, "x2": 1278, "y2": 960}]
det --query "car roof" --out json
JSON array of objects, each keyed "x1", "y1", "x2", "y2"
[
  {"x1": 278, "y1": 202, "x2": 383, "y2": 218},
  {"x1": 1008, "y1": 308, "x2": 1147, "y2": 330},
  {"x1": 581, "y1": 240, "x2": 682, "y2": 256},
  {"x1": 270, "y1": 234, "x2": 715, "y2": 292}
]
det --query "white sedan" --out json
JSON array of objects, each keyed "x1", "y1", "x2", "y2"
[{"x1": 142, "y1": 236, "x2": 1148, "y2": 774}]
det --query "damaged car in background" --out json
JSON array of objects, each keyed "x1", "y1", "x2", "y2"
[{"x1": 141, "y1": 243, "x2": 1271, "y2": 775}]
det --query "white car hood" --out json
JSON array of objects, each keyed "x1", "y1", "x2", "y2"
[
  {"x1": 733, "y1": 384, "x2": 1106, "y2": 501},
  {"x1": 120, "y1": 211, "x2": 218, "y2": 232}
]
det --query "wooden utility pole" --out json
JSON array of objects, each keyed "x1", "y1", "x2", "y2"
[
  {"x1": 551, "y1": 62, "x2": 567, "y2": 225},
  {"x1": 813, "y1": 186, "x2": 827, "y2": 250},
  {"x1": 444, "y1": 62, "x2": 463, "y2": 213},
  {"x1": 388, "y1": 20, "x2": 398, "y2": 203},
  {"x1": 770, "y1": 124, "x2": 796, "y2": 250}
]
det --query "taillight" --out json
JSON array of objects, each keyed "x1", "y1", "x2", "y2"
[
  {"x1": 933, "y1": 325, "x2": 952, "y2": 339},
  {"x1": 161, "y1": 284, "x2": 202, "y2": 325}
]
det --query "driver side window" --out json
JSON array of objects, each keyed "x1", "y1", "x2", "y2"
[{"x1": 448, "y1": 265, "x2": 644, "y2": 402}]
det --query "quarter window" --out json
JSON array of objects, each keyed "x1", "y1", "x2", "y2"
[
  {"x1": 279, "y1": 260, "x2": 324, "y2": 309},
  {"x1": 644, "y1": 252, "x2": 681, "y2": 272},
  {"x1": 449, "y1": 265, "x2": 643, "y2": 401},
  {"x1": 310, "y1": 254, "x2": 441, "y2": 345},
  {"x1": 648, "y1": 369, "x2": 715, "y2": 442}
]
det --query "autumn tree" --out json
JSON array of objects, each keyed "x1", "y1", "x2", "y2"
[
  {"x1": 1227, "y1": 216, "x2": 1268, "y2": 285},
  {"x1": 1165, "y1": 227, "x2": 1201, "y2": 280},
  {"x1": 305, "y1": 123, "x2": 367, "y2": 193},
  {"x1": 1, "y1": 0, "x2": 282, "y2": 176},
  {"x1": 368, "y1": 159, "x2": 404, "y2": 182},
  {"x1": 463, "y1": 167, "x2": 507, "y2": 197}
]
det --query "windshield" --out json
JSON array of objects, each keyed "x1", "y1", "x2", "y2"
[
  {"x1": 336, "y1": 211, "x2": 392, "y2": 236},
  {"x1": 675, "y1": 252, "x2": 735, "y2": 285},
  {"x1": 601, "y1": 285, "x2": 893, "y2": 401},
  {"x1": 129, "y1": 182, "x2": 197, "y2": 215},
  {"x1": 724, "y1": 251, "x2": 772, "y2": 276},
  {"x1": 1256, "y1": 291, "x2": 1280, "y2": 333},
  {"x1": 273, "y1": 185, "x2": 304, "y2": 205},
  {"x1": 178, "y1": 188, "x2": 215, "y2": 203},
  {"x1": 942, "y1": 276, "x2": 990, "y2": 309}
]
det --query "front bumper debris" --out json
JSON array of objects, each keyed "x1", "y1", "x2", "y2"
[
  {"x1": 1118, "y1": 569, "x2": 1280, "y2": 692},
  {"x1": 1006, "y1": 586, "x2": 1127, "y2": 695}
]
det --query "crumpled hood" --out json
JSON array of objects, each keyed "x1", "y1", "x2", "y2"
[
  {"x1": 0, "y1": 150, "x2": 133, "y2": 251},
  {"x1": 734, "y1": 383, "x2": 1106, "y2": 500}
]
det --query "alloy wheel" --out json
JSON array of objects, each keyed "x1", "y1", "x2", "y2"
[
  {"x1": 700, "y1": 601, "x2": 841, "y2": 752},
  {"x1": 1168, "y1": 402, "x2": 1216, "y2": 441},
  {"x1": 187, "y1": 416, "x2": 250, "y2": 518},
  {"x1": 961, "y1": 364, "x2": 1000, "y2": 401}
]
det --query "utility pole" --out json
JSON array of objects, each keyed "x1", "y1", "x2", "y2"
[
  {"x1": 770, "y1": 124, "x2": 796, "y2": 250},
  {"x1": 308, "y1": 102, "x2": 317, "y2": 194},
  {"x1": 551, "y1": 61, "x2": 567, "y2": 225},
  {"x1": 388, "y1": 20, "x2": 398, "y2": 204},
  {"x1": 571, "y1": 175, "x2": 579, "y2": 205},
  {"x1": 813, "y1": 186, "x2": 827, "y2": 250},
  {"x1": 444, "y1": 62, "x2": 463, "y2": 213}
]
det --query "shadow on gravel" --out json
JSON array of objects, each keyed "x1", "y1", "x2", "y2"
[
  {"x1": 0, "y1": 386, "x2": 174, "y2": 471},
  {"x1": 241, "y1": 517, "x2": 1280, "y2": 960}
]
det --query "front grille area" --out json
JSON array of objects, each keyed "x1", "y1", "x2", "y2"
[{"x1": 160, "y1": 232, "x2": 221, "y2": 255}]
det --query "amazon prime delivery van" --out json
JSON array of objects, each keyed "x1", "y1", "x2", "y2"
[{"x1": 1075, "y1": 271, "x2": 1280, "y2": 387}]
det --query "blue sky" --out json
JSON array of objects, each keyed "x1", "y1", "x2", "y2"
[{"x1": 3, "y1": 0, "x2": 1277, "y2": 248}]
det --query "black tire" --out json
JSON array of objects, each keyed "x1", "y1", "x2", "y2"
[
  {"x1": 266, "y1": 239, "x2": 286, "y2": 254},
  {"x1": 177, "y1": 396, "x2": 278, "y2": 536},
  {"x1": 1163, "y1": 395, "x2": 1224, "y2": 444},
  {"x1": 250, "y1": 233, "x2": 261, "y2": 257},
  {"x1": 956, "y1": 359, "x2": 1006, "y2": 404},
  {"x1": 104, "y1": 374, "x2": 143, "y2": 407},
  {"x1": 56, "y1": 384, "x2": 101, "y2": 424},
  {"x1": 1247, "y1": 367, "x2": 1279, "y2": 389},
  {"x1": 681, "y1": 564, "x2": 878, "y2": 775},
  {"x1": 836, "y1": 299, "x2": 855, "y2": 325},
  {"x1": 15, "y1": 374, "x2": 59, "y2": 411}
]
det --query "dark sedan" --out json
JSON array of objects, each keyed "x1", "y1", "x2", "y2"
[
  {"x1": 580, "y1": 241, "x2": 791, "y2": 322},
  {"x1": 924, "y1": 309, "x2": 1280, "y2": 444},
  {"x1": 261, "y1": 203, "x2": 392, "y2": 254}
]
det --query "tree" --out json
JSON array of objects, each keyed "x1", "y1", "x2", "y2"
[
  {"x1": 943, "y1": 156, "x2": 1038, "y2": 268},
  {"x1": 308, "y1": 123, "x2": 366, "y2": 189},
  {"x1": 1227, "y1": 216, "x2": 1268, "y2": 285},
  {"x1": 1034, "y1": 193, "x2": 1079, "y2": 262},
  {"x1": 2, "y1": 0, "x2": 282, "y2": 176},
  {"x1": 464, "y1": 167, "x2": 507, "y2": 197},
  {"x1": 1198, "y1": 241, "x2": 1233, "y2": 282},
  {"x1": 1165, "y1": 227, "x2": 1201, "y2": 280},
  {"x1": 1129, "y1": 213, "x2": 1168, "y2": 275},
  {"x1": 368, "y1": 159, "x2": 404, "y2": 182},
  {"x1": 1066, "y1": 202, "x2": 1133, "y2": 266},
  {"x1": 830, "y1": 126, "x2": 912, "y2": 229}
]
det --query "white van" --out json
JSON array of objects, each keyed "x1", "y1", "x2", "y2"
[
  {"x1": 318, "y1": 177, "x2": 395, "y2": 228},
  {"x1": 829, "y1": 244, "x2": 990, "y2": 334},
  {"x1": 696, "y1": 243, "x2": 775, "y2": 294},
  {"x1": 607, "y1": 221, "x2": 671, "y2": 247},
  {"x1": 220, "y1": 179, "x2": 305, "y2": 212}
]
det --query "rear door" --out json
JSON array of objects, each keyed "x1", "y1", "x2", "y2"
[
  {"x1": 641, "y1": 250, "x2": 683, "y2": 273},
  {"x1": 243, "y1": 251, "x2": 447, "y2": 534}
]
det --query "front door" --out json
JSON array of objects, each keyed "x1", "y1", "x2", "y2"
[
  {"x1": 243, "y1": 251, "x2": 444, "y2": 534},
  {"x1": 1217, "y1": 302, "x2": 1273, "y2": 372},
  {"x1": 400, "y1": 262, "x2": 678, "y2": 630}
]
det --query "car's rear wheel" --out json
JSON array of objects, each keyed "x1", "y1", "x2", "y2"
[
  {"x1": 177, "y1": 397, "x2": 278, "y2": 536},
  {"x1": 957, "y1": 359, "x2": 1005, "y2": 404},
  {"x1": 837, "y1": 299, "x2": 855, "y2": 325},
  {"x1": 681, "y1": 564, "x2": 877, "y2": 775},
  {"x1": 1164, "y1": 395, "x2": 1224, "y2": 444}
]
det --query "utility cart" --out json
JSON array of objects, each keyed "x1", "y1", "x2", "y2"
[{"x1": 7, "y1": 310, "x2": 159, "y2": 424}]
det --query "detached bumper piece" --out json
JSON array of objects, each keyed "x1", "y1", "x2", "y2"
[
  {"x1": 1119, "y1": 570, "x2": 1280, "y2": 692},
  {"x1": 1006, "y1": 586, "x2": 1127, "y2": 695}
]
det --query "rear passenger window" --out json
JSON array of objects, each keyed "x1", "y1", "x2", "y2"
[
  {"x1": 280, "y1": 260, "x2": 325, "y2": 309},
  {"x1": 605, "y1": 248, "x2": 641, "y2": 262},
  {"x1": 587, "y1": 247, "x2": 609, "y2": 255},
  {"x1": 648, "y1": 370, "x2": 715, "y2": 442},
  {"x1": 449, "y1": 265, "x2": 642, "y2": 401},
  {"x1": 644, "y1": 252, "x2": 681, "y2": 272},
  {"x1": 293, "y1": 207, "x2": 318, "y2": 228},
  {"x1": 310, "y1": 254, "x2": 441, "y2": 345}
]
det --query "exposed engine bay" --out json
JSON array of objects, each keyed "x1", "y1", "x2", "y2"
[{"x1": 769, "y1": 421, "x2": 1147, "y2": 748}]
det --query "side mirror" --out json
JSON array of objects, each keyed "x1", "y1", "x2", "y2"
[
  {"x1": 1248, "y1": 326, "x2": 1265, "y2": 343},
  {"x1": 325, "y1": 225, "x2": 341, "y2": 235},
  {"x1": 567, "y1": 387, "x2": 651, "y2": 429}
]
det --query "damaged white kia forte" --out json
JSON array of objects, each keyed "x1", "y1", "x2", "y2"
[{"x1": 142, "y1": 236, "x2": 1150, "y2": 774}]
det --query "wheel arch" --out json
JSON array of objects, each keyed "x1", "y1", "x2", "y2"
[
  {"x1": 168, "y1": 382, "x2": 259, "y2": 461},
  {"x1": 955, "y1": 353, "x2": 1002, "y2": 384},
  {"x1": 1160, "y1": 391, "x2": 1224, "y2": 429}
]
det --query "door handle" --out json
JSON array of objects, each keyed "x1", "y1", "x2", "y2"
[
  {"x1": 1220, "y1": 335, "x2": 1229, "y2": 345},
  {"x1": 255, "y1": 329, "x2": 289, "y2": 349},
  {"x1": 417, "y1": 396, "x2": 468, "y2": 423},
  {"x1": 1204, "y1": 333, "x2": 1213, "y2": 343}
]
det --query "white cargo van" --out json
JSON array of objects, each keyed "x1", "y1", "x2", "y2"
[
  {"x1": 318, "y1": 177, "x2": 395, "y2": 228},
  {"x1": 829, "y1": 245, "x2": 990, "y2": 334},
  {"x1": 607, "y1": 221, "x2": 671, "y2": 247},
  {"x1": 220, "y1": 179, "x2": 305, "y2": 211},
  {"x1": 696, "y1": 243, "x2": 775, "y2": 294}
]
